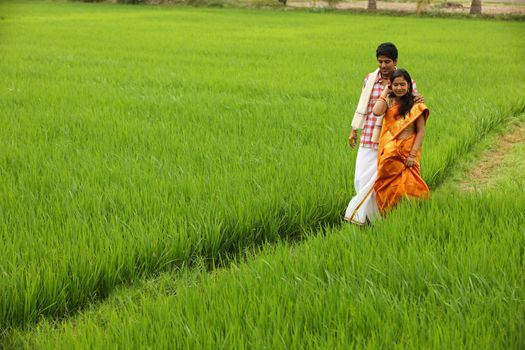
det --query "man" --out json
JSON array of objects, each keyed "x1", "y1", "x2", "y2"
[{"x1": 344, "y1": 42, "x2": 421, "y2": 224}]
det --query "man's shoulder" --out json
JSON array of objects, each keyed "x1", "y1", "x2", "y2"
[
  {"x1": 365, "y1": 69, "x2": 379, "y2": 79},
  {"x1": 411, "y1": 79, "x2": 419, "y2": 93},
  {"x1": 363, "y1": 71, "x2": 380, "y2": 84}
]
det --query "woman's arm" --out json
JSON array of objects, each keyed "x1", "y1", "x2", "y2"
[
  {"x1": 372, "y1": 86, "x2": 390, "y2": 116},
  {"x1": 405, "y1": 114, "x2": 426, "y2": 167}
]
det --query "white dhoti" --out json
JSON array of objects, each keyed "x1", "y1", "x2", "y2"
[{"x1": 344, "y1": 147, "x2": 379, "y2": 225}]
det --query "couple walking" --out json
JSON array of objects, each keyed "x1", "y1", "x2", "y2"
[{"x1": 344, "y1": 42, "x2": 430, "y2": 225}]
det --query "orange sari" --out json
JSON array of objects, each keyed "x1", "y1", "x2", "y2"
[{"x1": 374, "y1": 102, "x2": 430, "y2": 213}]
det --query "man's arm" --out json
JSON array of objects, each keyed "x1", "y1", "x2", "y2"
[
  {"x1": 348, "y1": 75, "x2": 369, "y2": 148},
  {"x1": 412, "y1": 80, "x2": 425, "y2": 103}
]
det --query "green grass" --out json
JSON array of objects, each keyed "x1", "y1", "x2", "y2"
[
  {"x1": 8, "y1": 177, "x2": 524, "y2": 348},
  {"x1": 0, "y1": 0, "x2": 524, "y2": 335}
]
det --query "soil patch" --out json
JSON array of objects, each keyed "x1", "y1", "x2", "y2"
[{"x1": 458, "y1": 121, "x2": 525, "y2": 192}]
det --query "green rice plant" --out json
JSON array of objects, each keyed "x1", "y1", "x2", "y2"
[
  {"x1": 9, "y1": 179, "x2": 524, "y2": 348},
  {"x1": 0, "y1": 0, "x2": 524, "y2": 332}
]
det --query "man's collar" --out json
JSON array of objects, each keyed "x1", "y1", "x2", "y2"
[{"x1": 376, "y1": 66, "x2": 397, "y2": 82}]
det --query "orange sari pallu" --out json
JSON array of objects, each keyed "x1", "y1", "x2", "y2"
[{"x1": 374, "y1": 102, "x2": 430, "y2": 213}]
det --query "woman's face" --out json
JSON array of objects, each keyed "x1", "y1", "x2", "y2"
[{"x1": 391, "y1": 76, "x2": 409, "y2": 97}]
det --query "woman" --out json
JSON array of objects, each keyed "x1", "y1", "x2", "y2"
[{"x1": 372, "y1": 68, "x2": 429, "y2": 213}]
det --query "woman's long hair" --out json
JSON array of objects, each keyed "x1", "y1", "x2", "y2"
[{"x1": 388, "y1": 68, "x2": 414, "y2": 117}]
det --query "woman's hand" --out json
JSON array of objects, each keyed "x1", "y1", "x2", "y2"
[
  {"x1": 405, "y1": 154, "x2": 417, "y2": 167},
  {"x1": 373, "y1": 84, "x2": 391, "y2": 116},
  {"x1": 382, "y1": 84, "x2": 391, "y2": 96}
]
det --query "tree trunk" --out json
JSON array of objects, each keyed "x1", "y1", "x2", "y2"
[
  {"x1": 367, "y1": 0, "x2": 376, "y2": 10},
  {"x1": 470, "y1": 0, "x2": 482, "y2": 14}
]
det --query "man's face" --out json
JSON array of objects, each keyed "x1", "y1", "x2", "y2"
[{"x1": 377, "y1": 55, "x2": 397, "y2": 77}]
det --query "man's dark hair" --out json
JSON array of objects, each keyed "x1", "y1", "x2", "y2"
[{"x1": 376, "y1": 42, "x2": 398, "y2": 61}]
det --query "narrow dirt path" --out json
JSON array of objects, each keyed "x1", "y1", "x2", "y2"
[{"x1": 458, "y1": 121, "x2": 525, "y2": 192}]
